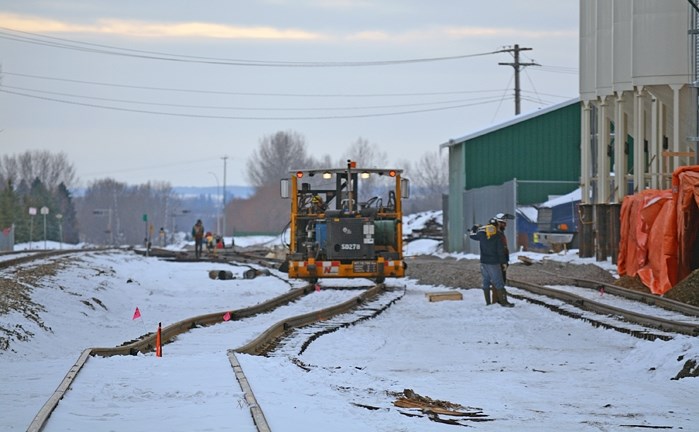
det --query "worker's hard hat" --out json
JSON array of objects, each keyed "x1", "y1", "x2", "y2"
[{"x1": 494, "y1": 212, "x2": 514, "y2": 223}]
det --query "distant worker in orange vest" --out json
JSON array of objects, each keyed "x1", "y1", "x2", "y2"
[{"x1": 205, "y1": 231, "x2": 215, "y2": 255}]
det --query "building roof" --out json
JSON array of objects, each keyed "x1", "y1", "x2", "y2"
[{"x1": 439, "y1": 97, "x2": 580, "y2": 149}]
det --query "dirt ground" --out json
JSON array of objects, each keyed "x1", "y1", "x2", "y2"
[
  {"x1": 664, "y1": 269, "x2": 699, "y2": 307},
  {"x1": 0, "y1": 257, "x2": 69, "y2": 351},
  {"x1": 613, "y1": 269, "x2": 699, "y2": 307},
  {"x1": 407, "y1": 255, "x2": 699, "y2": 308}
]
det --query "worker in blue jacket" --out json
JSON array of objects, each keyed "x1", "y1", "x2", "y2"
[{"x1": 469, "y1": 213, "x2": 514, "y2": 307}]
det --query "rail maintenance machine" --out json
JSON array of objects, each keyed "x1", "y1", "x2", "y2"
[{"x1": 280, "y1": 160, "x2": 409, "y2": 284}]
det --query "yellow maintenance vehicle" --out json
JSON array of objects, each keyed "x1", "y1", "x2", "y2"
[{"x1": 280, "y1": 160, "x2": 409, "y2": 284}]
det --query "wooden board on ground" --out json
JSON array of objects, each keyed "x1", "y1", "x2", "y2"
[
  {"x1": 394, "y1": 398, "x2": 478, "y2": 417},
  {"x1": 426, "y1": 291, "x2": 463, "y2": 302}
]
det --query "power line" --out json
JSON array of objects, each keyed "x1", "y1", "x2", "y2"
[
  {"x1": 519, "y1": 89, "x2": 575, "y2": 99},
  {"x1": 522, "y1": 67, "x2": 543, "y2": 106},
  {"x1": 491, "y1": 73, "x2": 515, "y2": 123},
  {"x1": 2, "y1": 71, "x2": 509, "y2": 98},
  {"x1": 1, "y1": 84, "x2": 508, "y2": 112},
  {"x1": 0, "y1": 87, "x2": 510, "y2": 120},
  {"x1": 520, "y1": 95, "x2": 557, "y2": 105},
  {"x1": 81, "y1": 157, "x2": 221, "y2": 177},
  {"x1": 533, "y1": 65, "x2": 578, "y2": 75},
  {"x1": 0, "y1": 26, "x2": 502, "y2": 67}
]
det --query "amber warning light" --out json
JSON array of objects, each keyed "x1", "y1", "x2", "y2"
[{"x1": 296, "y1": 171, "x2": 304, "y2": 178}]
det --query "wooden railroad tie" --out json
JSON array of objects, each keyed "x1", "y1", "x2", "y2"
[{"x1": 426, "y1": 291, "x2": 463, "y2": 302}]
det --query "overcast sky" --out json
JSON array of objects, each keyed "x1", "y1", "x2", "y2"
[{"x1": 0, "y1": 1, "x2": 579, "y2": 188}]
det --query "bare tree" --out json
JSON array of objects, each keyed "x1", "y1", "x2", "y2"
[
  {"x1": 413, "y1": 150, "x2": 448, "y2": 195},
  {"x1": 76, "y1": 179, "x2": 176, "y2": 245},
  {"x1": 338, "y1": 138, "x2": 390, "y2": 200},
  {"x1": 315, "y1": 154, "x2": 333, "y2": 168},
  {"x1": 404, "y1": 150, "x2": 448, "y2": 212},
  {"x1": 338, "y1": 137, "x2": 388, "y2": 168},
  {"x1": 0, "y1": 150, "x2": 77, "y2": 191},
  {"x1": 246, "y1": 130, "x2": 313, "y2": 188},
  {"x1": 230, "y1": 183, "x2": 288, "y2": 234}
]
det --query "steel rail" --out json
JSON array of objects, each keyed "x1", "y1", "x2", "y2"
[
  {"x1": 233, "y1": 283, "x2": 386, "y2": 355},
  {"x1": 26, "y1": 349, "x2": 92, "y2": 432},
  {"x1": 27, "y1": 281, "x2": 388, "y2": 431},
  {"x1": 26, "y1": 283, "x2": 315, "y2": 431},
  {"x1": 561, "y1": 275, "x2": 699, "y2": 317},
  {"x1": 508, "y1": 278, "x2": 699, "y2": 337},
  {"x1": 0, "y1": 248, "x2": 111, "y2": 270},
  {"x1": 228, "y1": 352, "x2": 271, "y2": 432},
  {"x1": 228, "y1": 282, "x2": 393, "y2": 432}
]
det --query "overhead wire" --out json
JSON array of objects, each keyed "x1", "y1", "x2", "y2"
[
  {"x1": 0, "y1": 26, "x2": 574, "y2": 120},
  {"x1": 529, "y1": 64, "x2": 578, "y2": 75},
  {"x1": 0, "y1": 87, "x2": 510, "y2": 120},
  {"x1": 0, "y1": 26, "x2": 503, "y2": 67},
  {"x1": 2, "y1": 70, "x2": 509, "y2": 98},
  {"x1": 491, "y1": 73, "x2": 515, "y2": 122},
  {"x1": 80, "y1": 157, "x2": 223, "y2": 177},
  {"x1": 523, "y1": 67, "x2": 543, "y2": 105},
  {"x1": 519, "y1": 89, "x2": 575, "y2": 99},
  {"x1": 0, "y1": 84, "x2": 508, "y2": 112}
]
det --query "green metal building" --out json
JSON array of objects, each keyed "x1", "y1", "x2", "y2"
[{"x1": 440, "y1": 98, "x2": 581, "y2": 253}]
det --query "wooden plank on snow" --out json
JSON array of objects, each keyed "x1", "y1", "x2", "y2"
[{"x1": 426, "y1": 291, "x2": 463, "y2": 302}]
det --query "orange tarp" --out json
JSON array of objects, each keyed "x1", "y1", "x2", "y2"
[
  {"x1": 617, "y1": 189, "x2": 674, "y2": 294},
  {"x1": 673, "y1": 166, "x2": 699, "y2": 282},
  {"x1": 617, "y1": 165, "x2": 699, "y2": 295}
]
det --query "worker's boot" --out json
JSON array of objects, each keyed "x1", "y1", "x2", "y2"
[
  {"x1": 497, "y1": 289, "x2": 514, "y2": 307},
  {"x1": 483, "y1": 289, "x2": 491, "y2": 306},
  {"x1": 490, "y1": 287, "x2": 499, "y2": 305}
]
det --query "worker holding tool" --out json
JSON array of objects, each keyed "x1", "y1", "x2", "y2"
[{"x1": 469, "y1": 213, "x2": 515, "y2": 307}]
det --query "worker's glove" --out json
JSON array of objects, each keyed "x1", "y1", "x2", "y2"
[
  {"x1": 501, "y1": 263, "x2": 509, "y2": 273},
  {"x1": 471, "y1": 224, "x2": 480, "y2": 234}
]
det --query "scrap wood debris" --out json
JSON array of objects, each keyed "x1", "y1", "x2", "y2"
[{"x1": 390, "y1": 389, "x2": 490, "y2": 422}]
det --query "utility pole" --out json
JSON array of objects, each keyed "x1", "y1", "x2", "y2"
[
  {"x1": 222, "y1": 155, "x2": 228, "y2": 239},
  {"x1": 498, "y1": 44, "x2": 539, "y2": 115}
]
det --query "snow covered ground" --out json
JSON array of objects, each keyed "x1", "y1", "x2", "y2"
[{"x1": 1, "y1": 217, "x2": 698, "y2": 431}]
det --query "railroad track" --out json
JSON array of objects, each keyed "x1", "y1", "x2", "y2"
[
  {"x1": 245, "y1": 285, "x2": 406, "y2": 360},
  {"x1": 27, "y1": 281, "x2": 318, "y2": 431},
  {"x1": 0, "y1": 248, "x2": 111, "y2": 270},
  {"x1": 227, "y1": 283, "x2": 404, "y2": 431},
  {"x1": 507, "y1": 275, "x2": 699, "y2": 340},
  {"x1": 140, "y1": 246, "x2": 284, "y2": 269},
  {"x1": 26, "y1": 251, "x2": 699, "y2": 431},
  {"x1": 27, "y1": 275, "x2": 399, "y2": 432}
]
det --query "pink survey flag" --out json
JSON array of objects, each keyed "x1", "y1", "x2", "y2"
[
  {"x1": 223, "y1": 311, "x2": 231, "y2": 321},
  {"x1": 132, "y1": 307, "x2": 141, "y2": 320}
]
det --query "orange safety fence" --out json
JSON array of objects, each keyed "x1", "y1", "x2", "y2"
[{"x1": 618, "y1": 166, "x2": 699, "y2": 295}]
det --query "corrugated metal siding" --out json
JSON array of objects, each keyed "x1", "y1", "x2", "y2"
[
  {"x1": 447, "y1": 144, "x2": 465, "y2": 251},
  {"x1": 462, "y1": 103, "x2": 580, "y2": 204}
]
